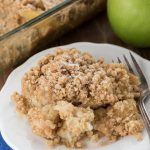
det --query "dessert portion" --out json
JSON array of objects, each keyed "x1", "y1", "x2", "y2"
[
  {"x1": 12, "y1": 48, "x2": 144, "y2": 148},
  {"x1": 0, "y1": 0, "x2": 64, "y2": 35}
]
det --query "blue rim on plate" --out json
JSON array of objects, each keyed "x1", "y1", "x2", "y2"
[{"x1": 0, "y1": 133, "x2": 12, "y2": 150}]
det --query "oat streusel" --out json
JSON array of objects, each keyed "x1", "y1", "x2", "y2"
[
  {"x1": 11, "y1": 48, "x2": 144, "y2": 148},
  {"x1": 94, "y1": 99, "x2": 144, "y2": 143},
  {"x1": 21, "y1": 48, "x2": 140, "y2": 108}
]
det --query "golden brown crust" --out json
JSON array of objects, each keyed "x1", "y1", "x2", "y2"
[
  {"x1": 94, "y1": 99, "x2": 144, "y2": 142},
  {"x1": 21, "y1": 48, "x2": 140, "y2": 108},
  {"x1": 11, "y1": 92, "x2": 29, "y2": 115}
]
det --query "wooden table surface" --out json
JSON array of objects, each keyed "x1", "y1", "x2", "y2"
[{"x1": 0, "y1": 10, "x2": 150, "y2": 90}]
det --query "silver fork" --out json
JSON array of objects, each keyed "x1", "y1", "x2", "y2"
[{"x1": 116, "y1": 53, "x2": 150, "y2": 137}]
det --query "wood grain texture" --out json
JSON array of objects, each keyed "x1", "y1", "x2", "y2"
[{"x1": 0, "y1": 11, "x2": 149, "y2": 90}]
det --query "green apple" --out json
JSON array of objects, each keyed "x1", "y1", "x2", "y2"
[{"x1": 107, "y1": 0, "x2": 150, "y2": 47}]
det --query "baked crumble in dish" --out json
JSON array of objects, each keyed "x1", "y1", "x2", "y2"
[
  {"x1": 11, "y1": 48, "x2": 144, "y2": 148},
  {"x1": 0, "y1": 0, "x2": 64, "y2": 35}
]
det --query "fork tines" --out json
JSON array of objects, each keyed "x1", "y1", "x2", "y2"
[
  {"x1": 129, "y1": 52, "x2": 148, "y2": 89},
  {"x1": 122, "y1": 53, "x2": 149, "y2": 90}
]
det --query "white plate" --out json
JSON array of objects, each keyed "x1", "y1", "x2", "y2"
[{"x1": 0, "y1": 42, "x2": 150, "y2": 150}]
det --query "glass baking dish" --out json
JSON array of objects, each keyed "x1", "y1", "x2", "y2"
[{"x1": 0, "y1": 0, "x2": 106, "y2": 73}]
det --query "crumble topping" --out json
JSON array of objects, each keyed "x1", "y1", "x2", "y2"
[{"x1": 21, "y1": 48, "x2": 140, "y2": 108}]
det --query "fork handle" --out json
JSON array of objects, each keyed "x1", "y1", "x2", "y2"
[
  {"x1": 139, "y1": 101, "x2": 150, "y2": 138},
  {"x1": 142, "y1": 93, "x2": 150, "y2": 124},
  {"x1": 139, "y1": 93, "x2": 150, "y2": 138}
]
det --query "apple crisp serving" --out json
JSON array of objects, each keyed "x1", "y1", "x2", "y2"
[{"x1": 11, "y1": 48, "x2": 144, "y2": 148}]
